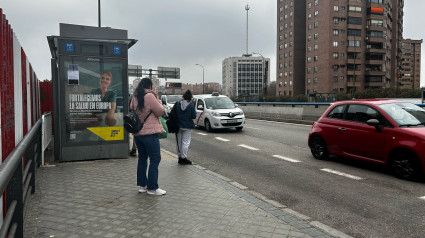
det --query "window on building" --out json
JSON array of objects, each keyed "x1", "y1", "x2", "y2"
[
  {"x1": 333, "y1": 29, "x2": 339, "y2": 36},
  {"x1": 333, "y1": 41, "x2": 339, "y2": 47},
  {"x1": 333, "y1": 52, "x2": 339, "y2": 59},
  {"x1": 348, "y1": 29, "x2": 361, "y2": 36},
  {"x1": 334, "y1": 6, "x2": 339, "y2": 12},
  {"x1": 348, "y1": 40, "x2": 361, "y2": 48},
  {"x1": 334, "y1": 17, "x2": 339, "y2": 24},
  {"x1": 348, "y1": 6, "x2": 362, "y2": 13},
  {"x1": 348, "y1": 17, "x2": 362, "y2": 25}
]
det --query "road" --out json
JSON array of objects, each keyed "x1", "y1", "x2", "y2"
[{"x1": 160, "y1": 119, "x2": 425, "y2": 238}]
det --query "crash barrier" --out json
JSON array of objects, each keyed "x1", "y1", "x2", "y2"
[
  {"x1": 1, "y1": 8, "x2": 41, "y2": 237},
  {"x1": 236, "y1": 102, "x2": 425, "y2": 125},
  {"x1": 0, "y1": 120, "x2": 41, "y2": 238},
  {"x1": 236, "y1": 102, "x2": 330, "y2": 125},
  {"x1": 41, "y1": 113, "x2": 53, "y2": 166}
]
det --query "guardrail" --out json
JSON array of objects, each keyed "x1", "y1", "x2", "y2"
[
  {"x1": 236, "y1": 102, "x2": 425, "y2": 108},
  {"x1": 0, "y1": 119, "x2": 41, "y2": 238},
  {"x1": 235, "y1": 102, "x2": 331, "y2": 108}
]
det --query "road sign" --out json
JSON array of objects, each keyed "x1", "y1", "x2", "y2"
[
  {"x1": 166, "y1": 82, "x2": 182, "y2": 88},
  {"x1": 128, "y1": 65, "x2": 143, "y2": 77},
  {"x1": 158, "y1": 66, "x2": 180, "y2": 79}
]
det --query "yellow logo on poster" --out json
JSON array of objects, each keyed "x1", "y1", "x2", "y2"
[{"x1": 87, "y1": 127, "x2": 124, "y2": 141}]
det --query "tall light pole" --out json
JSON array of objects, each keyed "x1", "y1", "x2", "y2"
[
  {"x1": 195, "y1": 64, "x2": 204, "y2": 94},
  {"x1": 98, "y1": 0, "x2": 101, "y2": 27},
  {"x1": 245, "y1": 5, "x2": 250, "y2": 55},
  {"x1": 252, "y1": 52, "x2": 266, "y2": 96}
]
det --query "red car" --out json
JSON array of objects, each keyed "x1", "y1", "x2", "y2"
[{"x1": 308, "y1": 99, "x2": 425, "y2": 180}]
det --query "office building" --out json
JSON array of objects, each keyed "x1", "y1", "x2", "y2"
[
  {"x1": 222, "y1": 56, "x2": 270, "y2": 98},
  {"x1": 400, "y1": 39, "x2": 422, "y2": 89},
  {"x1": 276, "y1": 0, "x2": 405, "y2": 97}
]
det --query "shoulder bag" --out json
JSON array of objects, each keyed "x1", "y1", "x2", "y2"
[
  {"x1": 166, "y1": 102, "x2": 180, "y2": 133},
  {"x1": 124, "y1": 99, "x2": 152, "y2": 133}
]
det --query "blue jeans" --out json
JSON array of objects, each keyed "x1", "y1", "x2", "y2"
[{"x1": 134, "y1": 134, "x2": 161, "y2": 190}]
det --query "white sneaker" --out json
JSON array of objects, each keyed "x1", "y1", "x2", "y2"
[
  {"x1": 147, "y1": 188, "x2": 166, "y2": 196},
  {"x1": 138, "y1": 186, "x2": 147, "y2": 193}
]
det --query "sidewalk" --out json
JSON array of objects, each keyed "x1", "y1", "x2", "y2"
[{"x1": 24, "y1": 150, "x2": 350, "y2": 238}]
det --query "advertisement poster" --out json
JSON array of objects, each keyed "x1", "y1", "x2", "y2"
[{"x1": 64, "y1": 60, "x2": 124, "y2": 143}]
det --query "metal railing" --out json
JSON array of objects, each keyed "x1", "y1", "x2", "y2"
[
  {"x1": 235, "y1": 102, "x2": 331, "y2": 108},
  {"x1": 0, "y1": 119, "x2": 41, "y2": 238},
  {"x1": 236, "y1": 102, "x2": 425, "y2": 109}
]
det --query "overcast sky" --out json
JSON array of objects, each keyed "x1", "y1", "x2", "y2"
[{"x1": 1, "y1": 0, "x2": 424, "y2": 87}]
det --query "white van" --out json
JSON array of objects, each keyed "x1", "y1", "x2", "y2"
[
  {"x1": 192, "y1": 93, "x2": 245, "y2": 132},
  {"x1": 161, "y1": 94, "x2": 182, "y2": 118}
]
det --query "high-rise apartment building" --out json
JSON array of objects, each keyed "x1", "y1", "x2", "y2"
[
  {"x1": 276, "y1": 0, "x2": 405, "y2": 97},
  {"x1": 276, "y1": 0, "x2": 306, "y2": 97},
  {"x1": 222, "y1": 56, "x2": 270, "y2": 98},
  {"x1": 400, "y1": 39, "x2": 422, "y2": 90}
]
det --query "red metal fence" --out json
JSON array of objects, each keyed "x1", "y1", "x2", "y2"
[{"x1": 0, "y1": 8, "x2": 41, "y2": 223}]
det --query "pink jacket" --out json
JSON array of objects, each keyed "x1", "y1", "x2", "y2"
[{"x1": 130, "y1": 90, "x2": 165, "y2": 136}]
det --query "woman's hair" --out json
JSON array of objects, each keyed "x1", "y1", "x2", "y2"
[
  {"x1": 136, "y1": 78, "x2": 153, "y2": 110},
  {"x1": 101, "y1": 71, "x2": 113, "y2": 80},
  {"x1": 183, "y1": 90, "x2": 193, "y2": 101}
]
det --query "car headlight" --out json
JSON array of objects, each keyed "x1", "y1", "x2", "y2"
[
  {"x1": 239, "y1": 110, "x2": 244, "y2": 115},
  {"x1": 211, "y1": 111, "x2": 221, "y2": 117},
  {"x1": 166, "y1": 106, "x2": 171, "y2": 111}
]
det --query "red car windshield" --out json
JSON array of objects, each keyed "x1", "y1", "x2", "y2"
[{"x1": 378, "y1": 102, "x2": 425, "y2": 127}]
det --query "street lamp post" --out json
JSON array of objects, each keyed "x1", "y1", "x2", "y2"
[
  {"x1": 195, "y1": 64, "x2": 204, "y2": 94},
  {"x1": 98, "y1": 0, "x2": 101, "y2": 27},
  {"x1": 252, "y1": 52, "x2": 266, "y2": 96}
]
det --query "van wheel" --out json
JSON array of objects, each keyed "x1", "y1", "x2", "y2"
[
  {"x1": 235, "y1": 127, "x2": 243, "y2": 131},
  {"x1": 390, "y1": 151, "x2": 421, "y2": 180},
  {"x1": 205, "y1": 119, "x2": 212, "y2": 132},
  {"x1": 310, "y1": 136, "x2": 329, "y2": 160}
]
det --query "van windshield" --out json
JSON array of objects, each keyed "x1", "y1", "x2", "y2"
[
  {"x1": 166, "y1": 95, "x2": 182, "y2": 104},
  {"x1": 205, "y1": 97, "x2": 235, "y2": 109}
]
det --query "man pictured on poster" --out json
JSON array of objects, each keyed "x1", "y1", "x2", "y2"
[{"x1": 90, "y1": 71, "x2": 117, "y2": 126}]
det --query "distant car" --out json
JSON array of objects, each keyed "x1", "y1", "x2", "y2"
[
  {"x1": 161, "y1": 94, "x2": 182, "y2": 118},
  {"x1": 308, "y1": 99, "x2": 425, "y2": 180},
  {"x1": 192, "y1": 93, "x2": 245, "y2": 132}
]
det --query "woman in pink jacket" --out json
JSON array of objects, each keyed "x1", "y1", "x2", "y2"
[{"x1": 130, "y1": 78, "x2": 166, "y2": 196}]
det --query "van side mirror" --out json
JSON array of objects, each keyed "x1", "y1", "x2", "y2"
[
  {"x1": 234, "y1": 103, "x2": 239, "y2": 108},
  {"x1": 162, "y1": 99, "x2": 166, "y2": 105},
  {"x1": 367, "y1": 119, "x2": 382, "y2": 132},
  {"x1": 197, "y1": 105, "x2": 204, "y2": 110}
]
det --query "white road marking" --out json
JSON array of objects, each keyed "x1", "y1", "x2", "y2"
[
  {"x1": 238, "y1": 144, "x2": 259, "y2": 151},
  {"x1": 273, "y1": 155, "x2": 301, "y2": 163},
  {"x1": 320, "y1": 168, "x2": 363, "y2": 180},
  {"x1": 197, "y1": 133, "x2": 208, "y2": 136},
  {"x1": 419, "y1": 196, "x2": 425, "y2": 200},
  {"x1": 244, "y1": 126, "x2": 260, "y2": 130},
  {"x1": 215, "y1": 137, "x2": 230, "y2": 142}
]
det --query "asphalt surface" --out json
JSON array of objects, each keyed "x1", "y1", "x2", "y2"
[{"x1": 160, "y1": 119, "x2": 425, "y2": 238}]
